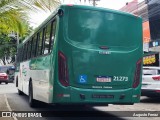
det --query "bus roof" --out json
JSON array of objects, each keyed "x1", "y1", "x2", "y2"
[
  {"x1": 61, "y1": 5, "x2": 139, "y2": 18},
  {"x1": 18, "y1": 5, "x2": 141, "y2": 47}
]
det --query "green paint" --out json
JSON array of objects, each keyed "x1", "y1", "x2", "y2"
[{"x1": 16, "y1": 5, "x2": 143, "y2": 105}]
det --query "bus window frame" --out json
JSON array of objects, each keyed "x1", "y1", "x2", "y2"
[
  {"x1": 25, "y1": 42, "x2": 29, "y2": 60},
  {"x1": 17, "y1": 15, "x2": 57, "y2": 62},
  {"x1": 49, "y1": 19, "x2": 57, "y2": 52},
  {"x1": 35, "y1": 33, "x2": 40, "y2": 57}
]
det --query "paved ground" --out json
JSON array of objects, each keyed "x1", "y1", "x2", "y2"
[
  {"x1": 0, "y1": 83, "x2": 16, "y2": 120},
  {"x1": 0, "y1": 94, "x2": 14, "y2": 120},
  {"x1": 0, "y1": 83, "x2": 160, "y2": 120},
  {"x1": 0, "y1": 83, "x2": 17, "y2": 94}
]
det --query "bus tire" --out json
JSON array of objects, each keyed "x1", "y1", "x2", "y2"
[
  {"x1": 29, "y1": 81, "x2": 37, "y2": 107},
  {"x1": 18, "y1": 89, "x2": 24, "y2": 95},
  {"x1": 16, "y1": 77, "x2": 18, "y2": 87}
]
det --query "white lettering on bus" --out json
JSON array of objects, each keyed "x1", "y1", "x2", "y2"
[{"x1": 113, "y1": 76, "x2": 128, "y2": 81}]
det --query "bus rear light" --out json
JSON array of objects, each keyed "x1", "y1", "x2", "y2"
[
  {"x1": 133, "y1": 59, "x2": 142, "y2": 88},
  {"x1": 57, "y1": 94, "x2": 63, "y2": 97},
  {"x1": 67, "y1": 4, "x2": 74, "y2": 6},
  {"x1": 152, "y1": 76, "x2": 160, "y2": 81},
  {"x1": 155, "y1": 90, "x2": 160, "y2": 93},
  {"x1": 58, "y1": 51, "x2": 69, "y2": 87}
]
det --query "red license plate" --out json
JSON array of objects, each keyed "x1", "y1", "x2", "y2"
[{"x1": 96, "y1": 77, "x2": 111, "y2": 82}]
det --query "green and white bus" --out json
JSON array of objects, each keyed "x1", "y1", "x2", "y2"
[{"x1": 15, "y1": 5, "x2": 143, "y2": 107}]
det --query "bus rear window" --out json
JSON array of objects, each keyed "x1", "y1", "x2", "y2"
[{"x1": 66, "y1": 8, "x2": 141, "y2": 47}]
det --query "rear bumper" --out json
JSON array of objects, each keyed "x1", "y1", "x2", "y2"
[
  {"x1": 53, "y1": 86, "x2": 141, "y2": 104},
  {"x1": 70, "y1": 87, "x2": 139, "y2": 104},
  {"x1": 141, "y1": 89, "x2": 160, "y2": 97}
]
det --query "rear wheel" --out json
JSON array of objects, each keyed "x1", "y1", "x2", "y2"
[
  {"x1": 18, "y1": 89, "x2": 24, "y2": 95},
  {"x1": 5, "y1": 82, "x2": 8, "y2": 84},
  {"x1": 0, "y1": 82, "x2": 1, "y2": 84},
  {"x1": 29, "y1": 81, "x2": 37, "y2": 107}
]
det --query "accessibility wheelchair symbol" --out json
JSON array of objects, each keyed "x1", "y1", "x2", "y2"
[{"x1": 78, "y1": 75, "x2": 87, "y2": 84}]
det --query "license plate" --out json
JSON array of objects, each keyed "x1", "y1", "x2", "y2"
[
  {"x1": 96, "y1": 77, "x2": 111, "y2": 82},
  {"x1": 92, "y1": 94, "x2": 114, "y2": 98}
]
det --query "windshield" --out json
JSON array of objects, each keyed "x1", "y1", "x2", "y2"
[
  {"x1": 0, "y1": 66, "x2": 15, "y2": 74},
  {"x1": 66, "y1": 8, "x2": 140, "y2": 47}
]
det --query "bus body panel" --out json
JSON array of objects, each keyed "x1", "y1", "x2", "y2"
[
  {"x1": 65, "y1": 6, "x2": 142, "y2": 89},
  {"x1": 16, "y1": 55, "x2": 52, "y2": 103},
  {"x1": 53, "y1": 5, "x2": 142, "y2": 104},
  {"x1": 15, "y1": 63, "x2": 23, "y2": 92},
  {"x1": 31, "y1": 55, "x2": 51, "y2": 103},
  {"x1": 15, "y1": 5, "x2": 143, "y2": 105}
]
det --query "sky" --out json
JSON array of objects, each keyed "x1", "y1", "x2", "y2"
[
  {"x1": 29, "y1": 0, "x2": 144, "y2": 28},
  {"x1": 97, "y1": 0, "x2": 144, "y2": 10}
]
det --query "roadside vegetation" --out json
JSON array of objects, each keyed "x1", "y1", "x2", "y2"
[{"x1": 0, "y1": 0, "x2": 60, "y2": 65}]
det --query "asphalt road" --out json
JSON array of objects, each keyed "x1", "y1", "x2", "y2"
[{"x1": 0, "y1": 83, "x2": 160, "y2": 120}]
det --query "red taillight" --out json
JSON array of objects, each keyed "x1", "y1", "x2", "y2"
[
  {"x1": 58, "y1": 51, "x2": 69, "y2": 87},
  {"x1": 67, "y1": 4, "x2": 74, "y2": 6},
  {"x1": 152, "y1": 76, "x2": 160, "y2": 81},
  {"x1": 155, "y1": 90, "x2": 160, "y2": 93},
  {"x1": 133, "y1": 59, "x2": 142, "y2": 88}
]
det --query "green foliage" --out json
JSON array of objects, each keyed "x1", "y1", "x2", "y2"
[
  {"x1": 0, "y1": 10, "x2": 28, "y2": 36},
  {"x1": 0, "y1": 33, "x2": 16, "y2": 65},
  {"x1": 0, "y1": 0, "x2": 61, "y2": 65}
]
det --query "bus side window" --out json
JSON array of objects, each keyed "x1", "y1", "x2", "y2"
[
  {"x1": 31, "y1": 35, "x2": 37, "y2": 58},
  {"x1": 27, "y1": 41, "x2": 31, "y2": 59},
  {"x1": 41, "y1": 28, "x2": 45, "y2": 55},
  {"x1": 35, "y1": 33, "x2": 40, "y2": 57},
  {"x1": 30, "y1": 38, "x2": 33, "y2": 59},
  {"x1": 43, "y1": 23, "x2": 52, "y2": 54},
  {"x1": 25, "y1": 42, "x2": 29, "y2": 60},
  {"x1": 49, "y1": 19, "x2": 57, "y2": 52},
  {"x1": 37, "y1": 31, "x2": 43, "y2": 56},
  {"x1": 22, "y1": 45, "x2": 26, "y2": 61}
]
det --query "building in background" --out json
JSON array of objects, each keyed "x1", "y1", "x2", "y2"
[
  {"x1": 120, "y1": 0, "x2": 160, "y2": 66},
  {"x1": 61, "y1": 0, "x2": 100, "y2": 6}
]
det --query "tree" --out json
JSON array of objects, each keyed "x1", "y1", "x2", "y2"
[
  {"x1": 0, "y1": 0, "x2": 60, "y2": 36},
  {"x1": 0, "y1": 0, "x2": 61, "y2": 65}
]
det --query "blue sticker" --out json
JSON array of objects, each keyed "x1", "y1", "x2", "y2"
[{"x1": 78, "y1": 75, "x2": 87, "y2": 83}]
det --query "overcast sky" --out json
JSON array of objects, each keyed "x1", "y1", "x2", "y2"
[
  {"x1": 29, "y1": 0, "x2": 144, "y2": 28},
  {"x1": 98, "y1": 0, "x2": 144, "y2": 9}
]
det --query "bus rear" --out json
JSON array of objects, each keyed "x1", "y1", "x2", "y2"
[{"x1": 54, "y1": 5, "x2": 143, "y2": 105}]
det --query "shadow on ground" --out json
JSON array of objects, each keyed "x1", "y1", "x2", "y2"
[
  {"x1": 7, "y1": 93, "x2": 128, "y2": 120},
  {"x1": 140, "y1": 96, "x2": 160, "y2": 103}
]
